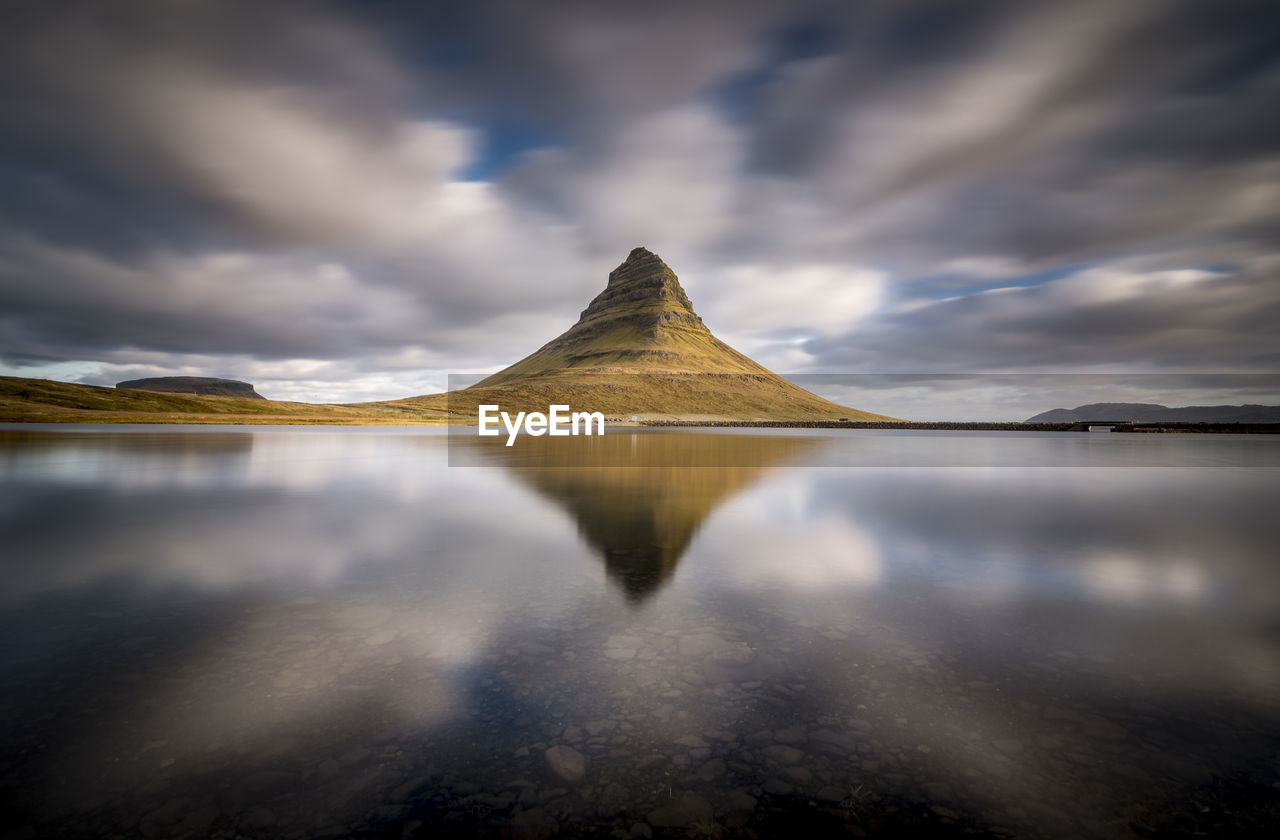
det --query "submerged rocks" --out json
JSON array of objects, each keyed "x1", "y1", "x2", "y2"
[
  {"x1": 335, "y1": 605, "x2": 391, "y2": 630},
  {"x1": 677, "y1": 633, "x2": 734, "y2": 657},
  {"x1": 646, "y1": 794, "x2": 712, "y2": 828},
  {"x1": 603, "y1": 635, "x2": 642, "y2": 661},
  {"x1": 763, "y1": 744, "x2": 805, "y2": 766},
  {"x1": 585, "y1": 719, "x2": 617, "y2": 736},
  {"x1": 508, "y1": 808, "x2": 558, "y2": 840},
  {"x1": 26, "y1": 573, "x2": 1223, "y2": 840},
  {"x1": 543, "y1": 745, "x2": 588, "y2": 783}
]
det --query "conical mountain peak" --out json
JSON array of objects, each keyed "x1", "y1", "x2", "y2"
[
  {"x1": 457, "y1": 248, "x2": 895, "y2": 422},
  {"x1": 475, "y1": 247, "x2": 743, "y2": 386}
]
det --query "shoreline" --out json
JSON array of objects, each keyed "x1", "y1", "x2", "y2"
[
  {"x1": 641, "y1": 420, "x2": 1280, "y2": 434},
  {"x1": 5, "y1": 418, "x2": 1280, "y2": 433}
]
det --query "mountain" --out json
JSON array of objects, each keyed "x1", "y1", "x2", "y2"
[
  {"x1": 1025, "y1": 402, "x2": 1280, "y2": 423},
  {"x1": 117, "y1": 376, "x2": 265, "y2": 399},
  {"x1": 397, "y1": 247, "x2": 894, "y2": 422}
]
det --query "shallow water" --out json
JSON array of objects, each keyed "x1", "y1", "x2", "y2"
[{"x1": 1, "y1": 425, "x2": 1278, "y2": 839}]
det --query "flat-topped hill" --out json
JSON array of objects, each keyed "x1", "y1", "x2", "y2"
[{"x1": 117, "y1": 376, "x2": 265, "y2": 399}]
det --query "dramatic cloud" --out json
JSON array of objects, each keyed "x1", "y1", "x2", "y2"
[
  {"x1": 0, "y1": 0, "x2": 1276, "y2": 415},
  {"x1": 807, "y1": 258, "x2": 1280, "y2": 372}
]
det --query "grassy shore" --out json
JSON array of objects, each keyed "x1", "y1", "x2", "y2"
[
  {"x1": 0, "y1": 377, "x2": 450, "y2": 425},
  {"x1": 6, "y1": 377, "x2": 1277, "y2": 431},
  {"x1": 1, "y1": 373, "x2": 896, "y2": 426},
  {"x1": 643, "y1": 419, "x2": 1280, "y2": 433}
]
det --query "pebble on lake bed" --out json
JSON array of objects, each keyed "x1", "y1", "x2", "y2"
[{"x1": 544, "y1": 745, "x2": 588, "y2": 782}]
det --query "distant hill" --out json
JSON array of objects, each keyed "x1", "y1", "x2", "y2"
[
  {"x1": 117, "y1": 376, "x2": 265, "y2": 399},
  {"x1": 1026, "y1": 402, "x2": 1280, "y2": 423},
  {"x1": 393, "y1": 246, "x2": 896, "y2": 422},
  {"x1": 0, "y1": 376, "x2": 449, "y2": 424}
]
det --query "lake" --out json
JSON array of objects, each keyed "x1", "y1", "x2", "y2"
[{"x1": 1, "y1": 425, "x2": 1278, "y2": 839}]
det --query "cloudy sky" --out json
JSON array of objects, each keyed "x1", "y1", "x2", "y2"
[{"x1": 1, "y1": 0, "x2": 1277, "y2": 419}]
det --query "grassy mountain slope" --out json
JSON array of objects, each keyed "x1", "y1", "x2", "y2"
[
  {"x1": 416, "y1": 247, "x2": 895, "y2": 422},
  {"x1": 386, "y1": 371, "x2": 892, "y2": 423}
]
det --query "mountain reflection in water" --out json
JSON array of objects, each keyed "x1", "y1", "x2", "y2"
[{"x1": 457, "y1": 432, "x2": 827, "y2": 602}]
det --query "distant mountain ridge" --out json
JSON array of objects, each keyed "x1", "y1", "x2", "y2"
[
  {"x1": 116, "y1": 376, "x2": 265, "y2": 399},
  {"x1": 1025, "y1": 402, "x2": 1280, "y2": 423}
]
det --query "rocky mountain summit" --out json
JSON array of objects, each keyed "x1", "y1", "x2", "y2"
[
  {"x1": 116, "y1": 376, "x2": 265, "y2": 399},
  {"x1": 477, "y1": 247, "x2": 774, "y2": 385}
]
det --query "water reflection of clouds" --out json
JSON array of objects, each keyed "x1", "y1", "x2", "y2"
[
  {"x1": 0, "y1": 429, "x2": 257, "y2": 487},
  {"x1": 698, "y1": 478, "x2": 883, "y2": 590},
  {"x1": 788, "y1": 467, "x2": 1280, "y2": 614},
  {"x1": 6, "y1": 432, "x2": 1276, "y2": 619},
  {"x1": 685, "y1": 465, "x2": 1275, "y2": 615},
  {"x1": 0, "y1": 428, "x2": 461, "y2": 492},
  {"x1": 676, "y1": 462, "x2": 1280, "y2": 713},
  {"x1": 10, "y1": 433, "x2": 1274, "y2": 620},
  {"x1": 1082, "y1": 551, "x2": 1210, "y2": 605},
  {"x1": 679, "y1": 465, "x2": 1280, "y2": 827},
  {"x1": 0, "y1": 439, "x2": 584, "y2": 598},
  {"x1": 5, "y1": 429, "x2": 1280, "y2": 836},
  {"x1": 0, "y1": 433, "x2": 610, "y2": 801}
]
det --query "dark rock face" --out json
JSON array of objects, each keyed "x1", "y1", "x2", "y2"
[
  {"x1": 570, "y1": 247, "x2": 707, "y2": 343},
  {"x1": 582, "y1": 246, "x2": 699, "y2": 319},
  {"x1": 1026, "y1": 402, "x2": 1280, "y2": 423},
  {"x1": 116, "y1": 377, "x2": 266, "y2": 399}
]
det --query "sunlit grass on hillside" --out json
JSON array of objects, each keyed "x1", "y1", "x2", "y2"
[
  {"x1": 1, "y1": 373, "x2": 898, "y2": 425},
  {"x1": 0, "y1": 377, "x2": 448, "y2": 424},
  {"x1": 398, "y1": 371, "x2": 898, "y2": 422}
]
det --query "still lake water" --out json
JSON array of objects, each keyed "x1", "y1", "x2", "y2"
[{"x1": 1, "y1": 425, "x2": 1278, "y2": 839}]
